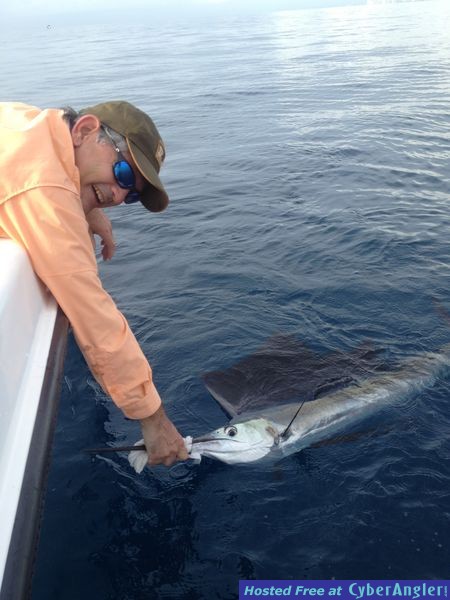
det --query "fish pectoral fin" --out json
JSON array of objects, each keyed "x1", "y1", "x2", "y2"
[{"x1": 266, "y1": 425, "x2": 280, "y2": 445}]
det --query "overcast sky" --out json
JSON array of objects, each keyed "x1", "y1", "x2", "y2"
[{"x1": 1, "y1": 0, "x2": 366, "y2": 24}]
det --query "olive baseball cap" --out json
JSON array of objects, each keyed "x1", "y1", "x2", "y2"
[{"x1": 80, "y1": 100, "x2": 168, "y2": 212}]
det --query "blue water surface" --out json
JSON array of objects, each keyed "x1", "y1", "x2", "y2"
[{"x1": 3, "y1": 2, "x2": 450, "y2": 598}]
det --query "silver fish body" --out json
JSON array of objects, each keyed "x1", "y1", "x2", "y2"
[{"x1": 192, "y1": 349, "x2": 450, "y2": 465}]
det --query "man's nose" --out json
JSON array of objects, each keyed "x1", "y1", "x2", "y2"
[{"x1": 112, "y1": 185, "x2": 128, "y2": 205}]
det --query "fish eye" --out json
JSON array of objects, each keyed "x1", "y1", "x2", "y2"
[{"x1": 224, "y1": 426, "x2": 238, "y2": 437}]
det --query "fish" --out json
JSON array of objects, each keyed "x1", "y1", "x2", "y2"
[{"x1": 126, "y1": 336, "x2": 450, "y2": 469}]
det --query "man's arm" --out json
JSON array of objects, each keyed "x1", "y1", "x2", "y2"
[{"x1": 0, "y1": 188, "x2": 187, "y2": 466}]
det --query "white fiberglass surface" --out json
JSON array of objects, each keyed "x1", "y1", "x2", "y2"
[{"x1": 0, "y1": 239, "x2": 57, "y2": 585}]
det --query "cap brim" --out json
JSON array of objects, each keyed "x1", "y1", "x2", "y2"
[{"x1": 128, "y1": 141, "x2": 169, "y2": 212}]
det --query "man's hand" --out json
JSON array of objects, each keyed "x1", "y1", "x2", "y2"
[
  {"x1": 140, "y1": 405, "x2": 189, "y2": 466},
  {"x1": 86, "y1": 208, "x2": 116, "y2": 260}
]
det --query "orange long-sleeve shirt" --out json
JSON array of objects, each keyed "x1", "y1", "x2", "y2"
[{"x1": 0, "y1": 102, "x2": 162, "y2": 419}]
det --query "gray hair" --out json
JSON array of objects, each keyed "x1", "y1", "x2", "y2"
[
  {"x1": 61, "y1": 106, "x2": 128, "y2": 153},
  {"x1": 61, "y1": 106, "x2": 79, "y2": 129},
  {"x1": 97, "y1": 125, "x2": 128, "y2": 153}
]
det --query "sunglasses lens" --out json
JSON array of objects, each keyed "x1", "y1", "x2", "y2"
[
  {"x1": 113, "y1": 160, "x2": 135, "y2": 189},
  {"x1": 124, "y1": 191, "x2": 141, "y2": 205}
]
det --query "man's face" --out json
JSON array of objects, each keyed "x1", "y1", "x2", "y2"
[{"x1": 71, "y1": 115, "x2": 146, "y2": 214}]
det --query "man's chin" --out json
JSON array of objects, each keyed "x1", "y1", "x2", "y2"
[{"x1": 80, "y1": 186, "x2": 98, "y2": 214}]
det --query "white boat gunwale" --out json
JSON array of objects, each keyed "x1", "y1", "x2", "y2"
[{"x1": 0, "y1": 239, "x2": 68, "y2": 600}]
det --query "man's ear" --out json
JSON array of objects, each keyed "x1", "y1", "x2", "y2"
[{"x1": 71, "y1": 114, "x2": 101, "y2": 147}]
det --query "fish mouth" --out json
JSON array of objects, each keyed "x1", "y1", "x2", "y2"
[
  {"x1": 192, "y1": 435, "x2": 240, "y2": 444},
  {"x1": 192, "y1": 435, "x2": 217, "y2": 443},
  {"x1": 191, "y1": 435, "x2": 275, "y2": 451}
]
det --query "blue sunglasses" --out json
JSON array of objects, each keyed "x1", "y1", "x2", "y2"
[{"x1": 102, "y1": 126, "x2": 141, "y2": 204}]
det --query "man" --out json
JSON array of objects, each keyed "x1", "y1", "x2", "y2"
[{"x1": 0, "y1": 100, "x2": 188, "y2": 466}]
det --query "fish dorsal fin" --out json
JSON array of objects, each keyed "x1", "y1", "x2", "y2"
[{"x1": 202, "y1": 334, "x2": 388, "y2": 418}]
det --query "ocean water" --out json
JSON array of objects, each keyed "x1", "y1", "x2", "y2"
[{"x1": 3, "y1": 1, "x2": 450, "y2": 598}]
